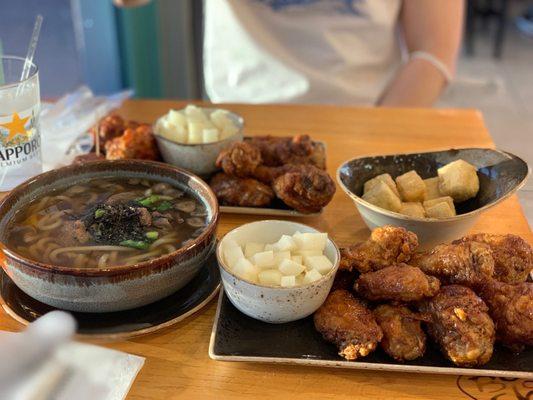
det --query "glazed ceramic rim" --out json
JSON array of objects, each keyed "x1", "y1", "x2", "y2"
[
  {"x1": 336, "y1": 147, "x2": 530, "y2": 223},
  {"x1": 0, "y1": 160, "x2": 219, "y2": 276},
  {"x1": 152, "y1": 107, "x2": 244, "y2": 147},
  {"x1": 216, "y1": 220, "x2": 340, "y2": 290}
]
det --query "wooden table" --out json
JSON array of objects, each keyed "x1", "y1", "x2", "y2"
[{"x1": 1, "y1": 101, "x2": 531, "y2": 399}]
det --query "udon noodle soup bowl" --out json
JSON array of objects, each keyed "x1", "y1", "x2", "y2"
[{"x1": 0, "y1": 160, "x2": 219, "y2": 312}]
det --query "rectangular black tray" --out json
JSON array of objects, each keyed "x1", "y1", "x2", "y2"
[{"x1": 209, "y1": 291, "x2": 532, "y2": 378}]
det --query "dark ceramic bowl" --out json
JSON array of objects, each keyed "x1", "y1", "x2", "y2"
[
  {"x1": 0, "y1": 160, "x2": 219, "y2": 312},
  {"x1": 337, "y1": 148, "x2": 529, "y2": 248}
]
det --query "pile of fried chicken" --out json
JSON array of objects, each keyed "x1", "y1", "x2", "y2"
[
  {"x1": 314, "y1": 226, "x2": 533, "y2": 367},
  {"x1": 210, "y1": 135, "x2": 336, "y2": 213},
  {"x1": 74, "y1": 115, "x2": 160, "y2": 163}
]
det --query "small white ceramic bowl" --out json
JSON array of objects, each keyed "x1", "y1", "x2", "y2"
[
  {"x1": 337, "y1": 148, "x2": 529, "y2": 249},
  {"x1": 216, "y1": 220, "x2": 340, "y2": 324},
  {"x1": 153, "y1": 107, "x2": 243, "y2": 177}
]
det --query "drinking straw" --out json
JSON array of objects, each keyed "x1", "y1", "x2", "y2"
[{"x1": 15, "y1": 14, "x2": 43, "y2": 96}]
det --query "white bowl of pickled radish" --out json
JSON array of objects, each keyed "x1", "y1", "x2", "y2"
[
  {"x1": 153, "y1": 105, "x2": 243, "y2": 176},
  {"x1": 216, "y1": 220, "x2": 340, "y2": 323}
]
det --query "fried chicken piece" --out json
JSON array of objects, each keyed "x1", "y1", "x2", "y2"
[
  {"x1": 420, "y1": 285, "x2": 495, "y2": 367},
  {"x1": 104, "y1": 124, "x2": 160, "y2": 161},
  {"x1": 453, "y1": 234, "x2": 532, "y2": 283},
  {"x1": 210, "y1": 173, "x2": 275, "y2": 207},
  {"x1": 411, "y1": 241, "x2": 495, "y2": 287},
  {"x1": 340, "y1": 226, "x2": 419, "y2": 273},
  {"x1": 245, "y1": 134, "x2": 326, "y2": 169},
  {"x1": 90, "y1": 114, "x2": 140, "y2": 151},
  {"x1": 477, "y1": 279, "x2": 533, "y2": 351},
  {"x1": 272, "y1": 165, "x2": 336, "y2": 213},
  {"x1": 314, "y1": 290, "x2": 383, "y2": 361},
  {"x1": 354, "y1": 263, "x2": 440, "y2": 302},
  {"x1": 331, "y1": 269, "x2": 358, "y2": 291},
  {"x1": 215, "y1": 141, "x2": 262, "y2": 178},
  {"x1": 374, "y1": 304, "x2": 427, "y2": 361}
]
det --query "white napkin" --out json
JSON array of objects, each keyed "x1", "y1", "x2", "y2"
[
  {"x1": 39, "y1": 86, "x2": 132, "y2": 170},
  {"x1": 0, "y1": 311, "x2": 145, "y2": 400}
]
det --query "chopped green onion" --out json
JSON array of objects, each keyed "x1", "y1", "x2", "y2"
[
  {"x1": 156, "y1": 201, "x2": 173, "y2": 212},
  {"x1": 146, "y1": 231, "x2": 159, "y2": 240},
  {"x1": 138, "y1": 195, "x2": 160, "y2": 207},
  {"x1": 94, "y1": 209, "x2": 105, "y2": 218},
  {"x1": 119, "y1": 240, "x2": 150, "y2": 250}
]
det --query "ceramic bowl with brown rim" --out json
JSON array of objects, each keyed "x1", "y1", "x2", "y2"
[
  {"x1": 337, "y1": 148, "x2": 529, "y2": 249},
  {"x1": 0, "y1": 160, "x2": 219, "y2": 313}
]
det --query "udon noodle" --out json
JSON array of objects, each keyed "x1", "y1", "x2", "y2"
[{"x1": 5, "y1": 178, "x2": 209, "y2": 268}]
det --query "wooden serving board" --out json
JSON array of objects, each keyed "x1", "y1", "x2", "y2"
[{"x1": 1, "y1": 102, "x2": 531, "y2": 400}]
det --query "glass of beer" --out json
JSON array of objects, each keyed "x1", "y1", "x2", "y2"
[{"x1": 0, "y1": 55, "x2": 42, "y2": 191}]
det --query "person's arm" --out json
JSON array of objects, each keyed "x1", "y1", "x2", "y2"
[{"x1": 378, "y1": 0, "x2": 464, "y2": 107}]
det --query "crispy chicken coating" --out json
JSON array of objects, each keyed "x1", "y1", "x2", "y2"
[
  {"x1": 477, "y1": 279, "x2": 533, "y2": 351},
  {"x1": 215, "y1": 141, "x2": 262, "y2": 178},
  {"x1": 104, "y1": 124, "x2": 160, "y2": 161},
  {"x1": 90, "y1": 114, "x2": 140, "y2": 149},
  {"x1": 245, "y1": 134, "x2": 326, "y2": 169},
  {"x1": 314, "y1": 290, "x2": 383, "y2": 361},
  {"x1": 272, "y1": 165, "x2": 336, "y2": 213},
  {"x1": 210, "y1": 173, "x2": 275, "y2": 207},
  {"x1": 340, "y1": 226, "x2": 419, "y2": 273},
  {"x1": 420, "y1": 285, "x2": 495, "y2": 367},
  {"x1": 453, "y1": 234, "x2": 532, "y2": 283},
  {"x1": 411, "y1": 241, "x2": 495, "y2": 287},
  {"x1": 354, "y1": 263, "x2": 440, "y2": 302},
  {"x1": 374, "y1": 304, "x2": 427, "y2": 361},
  {"x1": 331, "y1": 269, "x2": 358, "y2": 291}
]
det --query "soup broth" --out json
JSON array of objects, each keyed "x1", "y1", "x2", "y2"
[{"x1": 5, "y1": 177, "x2": 209, "y2": 268}]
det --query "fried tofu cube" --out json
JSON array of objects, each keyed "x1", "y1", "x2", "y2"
[
  {"x1": 425, "y1": 202, "x2": 455, "y2": 218},
  {"x1": 438, "y1": 159, "x2": 479, "y2": 202},
  {"x1": 362, "y1": 181, "x2": 401, "y2": 212},
  {"x1": 423, "y1": 196, "x2": 456, "y2": 215},
  {"x1": 424, "y1": 177, "x2": 441, "y2": 200},
  {"x1": 364, "y1": 173, "x2": 400, "y2": 197},
  {"x1": 399, "y1": 202, "x2": 426, "y2": 218},
  {"x1": 395, "y1": 170, "x2": 427, "y2": 202}
]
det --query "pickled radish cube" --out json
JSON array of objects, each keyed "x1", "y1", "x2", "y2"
[
  {"x1": 188, "y1": 122, "x2": 204, "y2": 144},
  {"x1": 258, "y1": 269, "x2": 282, "y2": 286},
  {"x1": 210, "y1": 109, "x2": 231, "y2": 129},
  {"x1": 293, "y1": 232, "x2": 328, "y2": 251},
  {"x1": 252, "y1": 250, "x2": 275, "y2": 268},
  {"x1": 184, "y1": 104, "x2": 207, "y2": 121},
  {"x1": 279, "y1": 259, "x2": 305, "y2": 276},
  {"x1": 295, "y1": 273, "x2": 305, "y2": 285},
  {"x1": 224, "y1": 246, "x2": 244, "y2": 266},
  {"x1": 167, "y1": 109, "x2": 187, "y2": 128},
  {"x1": 273, "y1": 251, "x2": 291, "y2": 264},
  {"x1": 273, "y1": 235, "x2": 297, "y2": 252},
  {"x1": 158, "y1": 120, "x2": 187, "y2": 143},
  {"x1": 304, "y1": 256, "x2": 333, "y2": 274},
  {"x1": 294, "y1": 249, "x2": 322, "y2": 257},
  {"x1": 264, "y1": 243, "x2": 275, "y2": 251},
  {"x1": 281, "y1": 275, "x2": 296, "y2": 288},
  {"x1": 233, "y1": 258, "x2": 259, "y2": 283},
  {"x1": 203, "y1": 128, "x2": 219, "y2": 143},
  {"x1": 291, "y1": 255, "x2": 303, "y2": 264},
  {"x1": 303, "y1": 269, "x2": 322, "y2": 284},
  {"x1": 244, "y1": 242, "x2": 265, "y2": 259}
]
